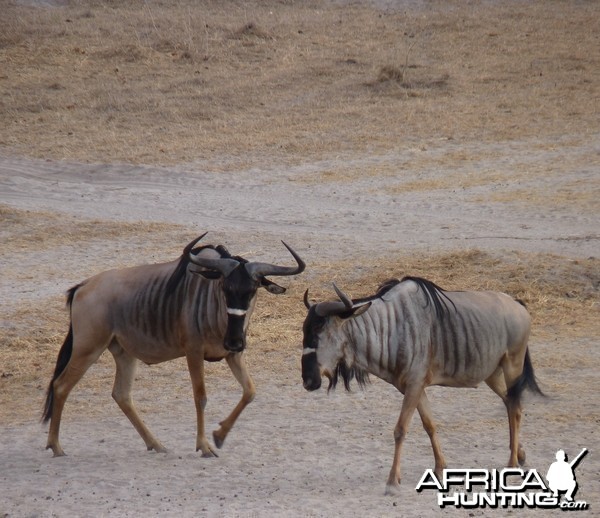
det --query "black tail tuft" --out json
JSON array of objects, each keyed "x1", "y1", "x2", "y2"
[
  {"x1": 42, "y1": 324, "x2": 73, "y2": 423},
  {"x1": 41, "y1": 285, "x2": 80, "y2": 423},
  {"x1": 507, "y1": 348, "x2": 545, "y2": 406}
]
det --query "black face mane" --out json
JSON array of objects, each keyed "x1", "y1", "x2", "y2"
[{"x1": 329, "y1": 360, "x2": 370, "y2": 392}]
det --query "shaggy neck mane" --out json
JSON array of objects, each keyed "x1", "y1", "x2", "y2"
[
  {"x1": 400, "y1": 276, "x2": 457, "y2": 319},
  {"x1": 165, "y1": 244, "x2": 245, "y2": 297},
  {"x1": 353, "y1": 278, "x2": 401, "y2": 304},
  {"x1": 355, "y1": 276, "x2": 455, "y2": 320}
]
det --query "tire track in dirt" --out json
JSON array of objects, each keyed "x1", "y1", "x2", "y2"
[{"x1": 1, "y1": 135, "x2": 598, "y2": 262}]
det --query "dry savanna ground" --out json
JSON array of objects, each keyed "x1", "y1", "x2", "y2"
[
  {"x1": 1, "y1": 0, "x2": 599, "y2": 166},
  {"x1": 0, "y1": 1, "x2": 599, "y2": 516}
]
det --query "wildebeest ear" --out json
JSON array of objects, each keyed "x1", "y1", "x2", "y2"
[
  {"x1": 261, "y1": 278, "x2": 286, "y2": 294},
  {"x1": 340, "y1": 301, "x2": 372, "y2": 319}
]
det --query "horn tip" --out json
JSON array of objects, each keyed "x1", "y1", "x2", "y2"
[
  {"x1": 303, "y1": 288, "x2": 312, "y2": 309},
  {"x1": 332, "y1": 282, "x2": 353, "y2": 309}
]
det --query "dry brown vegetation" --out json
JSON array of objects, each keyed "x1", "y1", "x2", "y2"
[
  {"x1": 0, "y1": 204, "x2": 183, "y2": 249},
  {"x1": 1, "y1": 0, "x2": 599, "y2": 167}
]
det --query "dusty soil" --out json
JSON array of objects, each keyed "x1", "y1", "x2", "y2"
[{"x1": 0, "y1": 1, "x2": 599, "y2": 517}]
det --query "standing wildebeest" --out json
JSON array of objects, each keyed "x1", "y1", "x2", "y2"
[
  {"x1": 301, "y1": 276, "x2": 543, "y2": 495},
  {"x1": 43, "y1": 233, "x2": 305, "y2": 457}
]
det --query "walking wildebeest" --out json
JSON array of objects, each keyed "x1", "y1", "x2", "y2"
[
  {"x1": 301, "y1": 276, "x2": 543, "y2": 495},
  {"x1": 43, "y1": 233, "x2": 305, "y2": 457}
]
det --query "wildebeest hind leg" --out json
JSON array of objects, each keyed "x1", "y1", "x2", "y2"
[
  {"x1": 46, "y1": 347, "x2": 103, "y2": 456},
  {"x1": 485, "y1": 366, "x2": 526, "y2": 466},
  {"x1": 108, "y1": 342, "x2": 166, "y2": 453}
]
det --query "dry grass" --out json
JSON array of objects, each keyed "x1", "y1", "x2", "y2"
[
  {"x1": 1, "y1": 0, "x2": 599, "y2": 166},
  {"x1": 0, "y1": 204, "x2": 184, "y2": 251},
  {"x1": 482, "y1": 180, "x2": 600, "y2": 212}
]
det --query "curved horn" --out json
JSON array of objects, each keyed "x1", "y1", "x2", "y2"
[
  {"x1": 313, "y1": 284, "x2": 370, "y2": 318},
  {"x1": 332, "y1": 283, "x2": 353, "y2": 310},
  {"x1": 314, "y1": 300, "x2": 349, "y2": 317},
  {"x1": 245, "y1": 241, "x2": 306, "y2": 278},
  {"x1": 303, "y1": 289, "x2": 314, "y2": 309},
  {"x1": 188, "y1": 235, "x2": 240, "y2": 277},
  {"x1": 183, "y1": 232, "x2": 208, "y2": 255}
]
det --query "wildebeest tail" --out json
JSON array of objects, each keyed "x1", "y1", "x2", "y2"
[
  {"x1": 42, "y1": 285, "x2": 79, "y2": 423},
  {"x1": 506, "y1": 348, "x2": 545, "y2": 405}
]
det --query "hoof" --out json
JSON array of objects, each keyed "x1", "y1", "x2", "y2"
[
  {"x1": 46, "y1": 444, "x2": 66, "y2": 457},
  {"x1": 201, "y1": 449, "x2": 218, "y2": 458},
  {"x1": 213, "y1": 431, "x2": 225, "y2": 449},
  {"x1": 148, "y1": 444, "x2": 168, "y2": 454},
  {"x1": 385, "y1": 481, "x2": 401, "y2": 496}
]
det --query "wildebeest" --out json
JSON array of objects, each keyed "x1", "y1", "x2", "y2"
[
  {"x1": 302, "y1": 276, "x2": 543, "y2": 495},
  {"x1": 43, "y1": 233, "x2": 305, "y2": 457}
]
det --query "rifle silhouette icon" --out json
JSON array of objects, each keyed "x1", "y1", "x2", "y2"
[{"x1": 569, "y1": 448, "x2": 588, "y2": 469}]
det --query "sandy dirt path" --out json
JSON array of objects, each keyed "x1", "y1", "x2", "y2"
[{"x1": 1, "y1": 134, "x2": 598, "y2": 265}]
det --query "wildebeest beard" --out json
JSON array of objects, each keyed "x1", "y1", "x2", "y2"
[{"x1": 328, "y1": 360, "x2": 370, "y2": 392}]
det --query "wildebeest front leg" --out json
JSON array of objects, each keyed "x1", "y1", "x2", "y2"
[
  {"x1": 212, "y1": 353, "x2": 256, "y2": 449},
  {"x1": 385, "y1": 384, "x2": 423, "y2": 496},
  {"x1": 417, "y1": 391, "x2": 447, "y2": 478},
  {"x1": 186, "y1": 351, "x2": 217, "y2": 457},
  {"x1": 109, "y1": 343, "x2": 166, "y2": 453}
]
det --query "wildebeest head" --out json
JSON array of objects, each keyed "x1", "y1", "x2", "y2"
[
  {"x1": 301, "y1": 284, "x2": 371, "y2": 391},
  {"x1": 187, "y1": 233, "x2": 305, "y2": 353}
]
